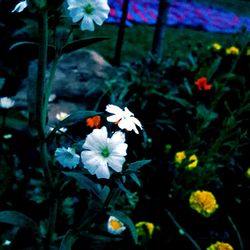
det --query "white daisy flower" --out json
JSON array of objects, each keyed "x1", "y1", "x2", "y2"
[
  {"x1": 107, "y1": 216, "x2": 126, "y2": 235},
  {"x1": 81, "y1": 126, "x2": 127, "y2": 179},
  {"x1": 66, "y1": 0, "x2": 110, "y2": 31},
  {"x1": 55, "y1": 147, "x2": 80, "y2": 169},
  {"x1": 0, "y1": 97, "x2": 15, "y2": 109},
  {"x1": 106, "y1": 104, "x2": 143, "y2": 134},
  {"x1": 12, "y1": 0, "x2": 27, "y2": 13}
]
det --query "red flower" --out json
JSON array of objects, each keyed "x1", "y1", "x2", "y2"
[
  {"x1": 195, "y1": 77, "x2": 212, "y2": 91},
  {"x1": 86, "y1": 115, "x2": 101, "y2": 128}
]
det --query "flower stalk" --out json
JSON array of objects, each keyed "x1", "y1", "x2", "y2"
[{"x1": 35, "y1": 5, "x2": 58, "y2": 248}]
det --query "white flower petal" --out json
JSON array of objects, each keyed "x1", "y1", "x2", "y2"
[
  {"x1": 55, "y1": 147, "x2": 80, "y2": 169},
  {"x1": 83, "y1": 126, "x2": 107, "y2": 151},
  {"x1": 81, "y1": 151, "x2": 105, "y2": 174},
  {"x1": 69, "y1": 8, "x2": 84, "y2": 22},
  {"x1": 12, "y1": 0, "x2": 27, "y2": 13},
  {"x1": 131, "y1": 117, "x2": 143, "y2": 129},
  {"x1": 80, "y1": 16, "x2": 95, "y2": 31},
  {"x1": 106, "y1": 104, "x2": 124, "y2": 115},
  {"x1": 92, "y1": 14, "x2": 104, "y2": 26},
  {"x1": 118, "y1": 119, "x2": 138, "y2": 134},
  {"x1": 108, "y1": 155, "x2": 125, "y2": 172},
  {"x1": 111, "y1": 131, "x2": 126, "y2": 144},
  {"x1": 124, "y1": 107, "x2": 134, "y2": 117},
  {"x1": 67, "y1": 0, "x2": 82, "y2": 9},
  {"x1": 107, "y1": 114, "x2": 122, "y2": 123},
  {"x1": 95, "y1": 164, "x2": 110, "y2": 179}
]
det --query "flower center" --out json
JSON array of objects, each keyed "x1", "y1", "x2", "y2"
[
  {"x1": 110, "y1": 219, "x2": 122, "y2": 230},
  {"x1": 101, "y1": 147, "x2": 110, "y2": 158},
  {"x1": 83, "y1": 3, "x2": 94, "y2": 14}
]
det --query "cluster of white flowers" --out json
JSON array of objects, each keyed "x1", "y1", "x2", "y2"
[
  {"x1": 12, "y1": 0, "x2": 110, "y2": 31},
  {"x1": 11, "y1": 0, "x2": 134, "y2": 239},
  {"x1": 55, "y1": 104, "x2": 142, "y2": 179},
  {"x1": 53, "y1": 104, "x2": 140, "y2": 235}
]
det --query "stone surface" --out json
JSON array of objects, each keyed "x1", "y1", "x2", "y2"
[{"x1": 13, "y1": 49, "x2": 116, "y2": 123}]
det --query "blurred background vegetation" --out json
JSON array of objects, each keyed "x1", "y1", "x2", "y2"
[{"x1": 81, "y1": 0, "x2": 250, "y2": 63}]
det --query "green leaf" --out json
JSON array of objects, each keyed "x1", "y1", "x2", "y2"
[
  {"x1": 196, "y1": 104, "x2": 218, "y2": 128},
  {"x1": 0, "y1": 211, "x2": 38, "y2": 231},
  {"x1": 62, "y1": 172, "x2": 100, "y2": 198},
  {"x1": 59, "y1": 230, "x2": 78, "y2": 250},
  {"x1": 61, "y1": 37, "x2": 110, "y2": 54},
  {"x1": 0, "y1": 78, "x2": 5, "y2": 90},
  {"x1": 183, "y1": 78, "x2": 192, "y2": 96},
  {"x1": 206, "y1": 56, "x2": 222, "y2": 81},
  {"x1": 151, "y1": 90, "x2": 193, "y2": 108},
  {"x1": 129, "y1": 173, "x2": 141, "y2": 187},
  {"x1": 9, "y1": 41, "x2": 56, "y2": 58},
  {"x1": 55, "y1": 110, "x2": 102, "y2": 128},
  {"x1": 108, "y1": 211, "x2": 138, "y2": 244},
  {"x1": 99, "y1": 185, "x2": 110, "y2": 203},
  {"x1": 115, "y1": 179, "x2": 132, "y2": 196},
  {"x1": 0, "y1": 111, "x2": 28, "y2": 131},
  {"x1": 127, "y1": 160, "x2": 151, "y2": 172}
]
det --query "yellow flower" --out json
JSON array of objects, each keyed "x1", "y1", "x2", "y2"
[
  {"x1": 212, "y1": 43, "x2": 222, "y2": 51},
  {"x1": 247, "y1": 48, "x2": 250, "y2": 56},
  {"x1": 206, "y1": 241, "x2": 234, "y2": 250},
  {"x1": 175, "y1": 151, "x2": 198, "y2": 170},
  {"x1": 136, "y1": 221, "x2": 155, "y2": 239},
  {"x1": 175, "y1": 151, "x2": 186, "y2": 165},
  {"x1": 245, "y1": 168, "x2": 250, "y2": 178},
  {"x1": 226, "y1": 46, "x2": 239, "y2": 55},
  {"x1": 186, "y1": 154, "x2": 198, "y2": 170},
  {"x1": 189, "y1": 190, "x2": 219, "y2": 217}
]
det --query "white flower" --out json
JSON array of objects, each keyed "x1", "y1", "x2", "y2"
[
  {"x1": 107, "y1": 216, "x2": 126, "y2": 235},
  {"x1": 12, "y1": 0, "x2": 27, "y2": 13},
  {"x1": 56, "y1": 112, "x2": 69, "y2": 121},
  {"x1": 55, "y1": 147, "x2": 80, "y2": 169},
  {"x1": 2, "y1": 240, "x2": 11, "y2": 246},
  {"x1": 81, "y1": 126, "x2": 127, "y2": 179},
  {"x1": 48, "y1": 94, "x2": 56, "y2": 103},
  {"x1": 0, "y1": 97, "x2": 15, "y2": 109},
  {"x1": 106, "y1": 104, "x2": 143, "y2": 134},
  {"x1": 67, "y1": 0, "x2": 110, "y2": 31},
  {"x1": 49, "y1": 127, "x2": 68, "y2": 134}
]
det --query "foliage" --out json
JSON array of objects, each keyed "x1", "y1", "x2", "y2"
[{"x1": 0, "y1": 1, "x2": 250, "y2": 250}]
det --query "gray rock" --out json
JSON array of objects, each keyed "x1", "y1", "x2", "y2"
[{"x1": 13, "y1": 49, "x2": 116, "y2": 123}]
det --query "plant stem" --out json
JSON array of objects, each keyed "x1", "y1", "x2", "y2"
[
  {"x1": 37, "y1": 10, "x2": 49, "y2": 139},
  {"x1": 45, "y1": 198, "x2": 58, "y2": 249},
  {"x1": 228, "y1": 215, "x2": 244, "y2": 250},
  {"x1": 165, "y1": 209, "x2": 202, "y2": 250},
  {"x1": 43, "y1": 56, "x2": 59, "y2": 126},
  {"x1": 36, "y1": 8, "x2": 58, "y2": 249}
]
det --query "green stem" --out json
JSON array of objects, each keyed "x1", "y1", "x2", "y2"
[
  {"x1": 37, "y1": 10, "x2": 49, "y2": 139},
  {"x1": 36, "y1": 8, "x2": 58, "y2": 249},
  {"x1": 45, "y1": 199, "x2": 58, "y2": 249},
  {"x1": 228, "y1": 215, "x2": 244, "y2": 250},
  {"x1": 165, "y1": 209, "x2": 202, "y2": 250},
  {"x1": 36, "y1": 9, "x2": 53, "y2": 188},
  {"x1": 43, "y1": 56, "x2": 60, "y2": 127}
]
